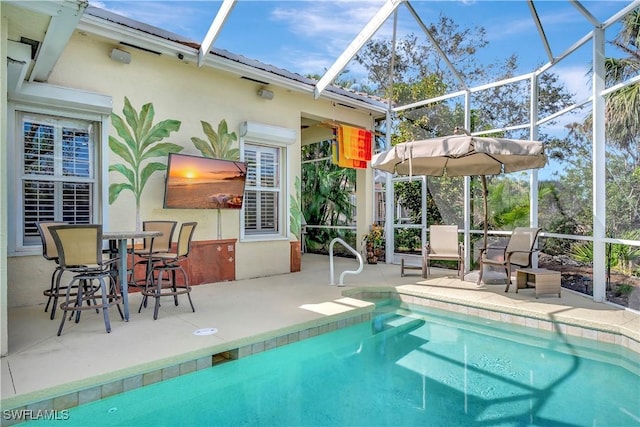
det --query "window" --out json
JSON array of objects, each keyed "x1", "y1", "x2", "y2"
[
  {"x1": 17, "y1": 112, "x2": 97, "y2": 247},
  {"x1": 239, "y1": 121, "x2": 296, "y2": 240},
  {"x1": 243, "y1": 144, "x2": 281, "y2": 235}
]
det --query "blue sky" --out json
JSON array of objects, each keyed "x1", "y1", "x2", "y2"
[{"x1": 91, "y1": 0, "x2": 631, "y2": 101}]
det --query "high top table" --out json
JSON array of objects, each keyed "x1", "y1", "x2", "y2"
[{"x1": 104, "y1": 230, "x2": 162, "y2": 321}]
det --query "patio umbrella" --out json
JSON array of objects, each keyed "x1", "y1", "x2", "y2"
[{"x1": 371, "y1": 130, "x2": 547, "y2": 250}]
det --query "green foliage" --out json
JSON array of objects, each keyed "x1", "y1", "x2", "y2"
[
  {"x1": 571, "y1": 242, "x2": 593, "y2": 264},
  {"x1": 108, "y1": 97, "x2": 182, "y2": 227},
  {"x1": 602, "y1": 9, "x2": 640, "y2": 157},
  {"x1": 300, "y1": 139, "x2": 358, "y2": 254},
  {"x1": 354, "y1": 10, "x2": 576, "y2": 246},
  {"x1": 537, "y1": 182, "x2": 581, "y2": 254},
  {"x1": 610, "y1": 230, "x2": 640, "y2": 276},
  {"x1": 362, "y1": 224, "x2": 384, "y2": 247},
  {"x1": 394, "y1": 228, "x2": 422, "y2": 252},
  {"x1": 614, "y1": 284, "x2": 634, "y2": 297},
  {"x1": 394, "y1": 180, "x2": 423, "y2": 223},
  {"x1": 301, "y1": 140, "x2": 355, "y2": 228},
  {"x1": 305, "y1": 228, "x2": 357, "y2": 257},
  {"x1": 191, "y1": 119, "x2": 239, "y2": 160},
  {"x1": 571, "y1": 231, "x2": 640, "y2": 277},
  {"x1": 550, "y1": 119, "x2": 639, "y2": 239},
  {"x1": 355, "y1": 16, "x2": 489, "y2": 94},
  {"x1": 554, "y1": 11, "x2": 640, "y2": 243},
  {"x1": 290, "y1": 176, "x2": 302, "y2": 239},
  {"x1": 486, "y1": 180, "x2": 529, "y2": 228}
]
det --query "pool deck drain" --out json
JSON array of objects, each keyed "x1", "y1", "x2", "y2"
[{"x1": 193, "y1": 328, "x2": 218, "y2": 336}]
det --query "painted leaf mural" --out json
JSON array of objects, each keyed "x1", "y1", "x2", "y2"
[
  {"x1": 108, "y1": 96, "x2": 183, "y2": 229},
  {"x1": 191, "y1": 119, "x2": 239, "y2": 160}
]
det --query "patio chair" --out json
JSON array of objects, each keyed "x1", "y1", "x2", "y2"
[
  {"x1": 37, "y1": 221, "x2": 68, "y2": 320},
  {"x1": 422, "y1": 225, "x2": 464, "y2": 279},
  {"x1": 139, "y1": 222, "x2": 197, "y2": 320},
  {"x1": 476, "y1": 227, "x2": 542, "y2": 291},
  {"x1": 131, "y1": 220, "x2": 177, "y2": 288},
  {"x1": 49, "y1": 224, "x2": 123, "y2": 336}
]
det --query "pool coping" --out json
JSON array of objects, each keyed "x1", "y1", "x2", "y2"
[
  {"x1": 1, "y1": 285, "x2": 638, "y2": 426},
  {"x1": 0, "y1": 302, "x2": 376, "y2": 426},
  {"x1": 344, "y1": 286, "x2": 640, "y2": 350}
]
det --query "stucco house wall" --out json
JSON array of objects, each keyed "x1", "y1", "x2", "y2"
[{"x1": 5, "y1": 25, "x2": 380, "y2": 307}]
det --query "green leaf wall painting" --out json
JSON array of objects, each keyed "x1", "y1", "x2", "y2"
[
  {"x1": 290, "y1": 176, "x2": 302, "y2": 240},
  {"x1": 191, "y1": 119, "x2": 239, "y2": 160},
  {"x1": 108, "y1": 97, "x2": 183, "y2": 230}
]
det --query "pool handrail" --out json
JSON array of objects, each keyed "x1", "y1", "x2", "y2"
[{"x1": 329, "y1": 237, "x2": 364, "y2": 287}]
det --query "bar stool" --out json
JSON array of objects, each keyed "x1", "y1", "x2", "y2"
[
  {"x1": 131, "y1": 220, "x2": 177, "y2": 289},
  {"x1": 37, "y1": 221, "x2": 68, "y2": 319},
  {"x1": 49, "y1": 224, "x2": 124, "y2": 335},
  {"x1": 139, "y1": 222, "x2": 197, "y2": 320}
]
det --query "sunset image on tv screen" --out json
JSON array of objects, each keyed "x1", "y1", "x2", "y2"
[{"x1": 163, "y1": 153, "x2": 247, "y2": 209}]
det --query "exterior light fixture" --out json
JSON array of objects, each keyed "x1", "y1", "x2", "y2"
[{"x1": 257, "y1": 88, "x2": 274, "y2": 100}]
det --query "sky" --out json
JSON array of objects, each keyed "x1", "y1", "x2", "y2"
[{"x1": 90, "y1": 0, "x2": 632, "y2": 102}]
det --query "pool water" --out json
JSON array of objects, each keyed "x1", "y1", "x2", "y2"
[{"x1": 25, "y1": 301, "x2": 640, "y2": 426}]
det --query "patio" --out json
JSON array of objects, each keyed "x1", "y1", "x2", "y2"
[{"x1": 2, "y1": 254, "x2": 638, "y2": 420}]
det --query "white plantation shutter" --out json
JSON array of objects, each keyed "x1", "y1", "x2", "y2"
[
  {"x1": 244, "y1": 144, "x2": 280, "y2": 234},
  {"x1": 20, "y1": 112, "x2": 96, "y2": 246}
]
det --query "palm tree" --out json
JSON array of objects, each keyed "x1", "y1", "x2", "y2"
[{"x1": 603, "y1": 8, "x2": 640, "y2": 166}]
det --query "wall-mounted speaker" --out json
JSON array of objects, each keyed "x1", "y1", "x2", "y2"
[{"x1": 110, "y1": 48, "x2": 131, "y2": 64}]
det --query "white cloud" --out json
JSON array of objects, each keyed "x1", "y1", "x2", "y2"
[
  {"x1": 268, "y1": 1, "x2": 387, "y2": 70},
  {"x1": 553, "y1": 64, "x2": 592, "y2": 102},
  {"x1": 89, "y1": 1, "x2": 211, "y2": 40},
  {"x1": 537, "y1": 64, "x2": 593, "y2": 134}
]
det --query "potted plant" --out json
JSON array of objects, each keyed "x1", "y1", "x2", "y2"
[{"x1": 362, "y1": 224, "x2": 384, "y2": 264}]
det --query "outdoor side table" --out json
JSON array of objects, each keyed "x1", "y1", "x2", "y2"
[
  {"x1": 400, "y1": 258, "x2": 425, "y2": 277},
  {"x1": 515, "y1": 268, "x2": 561, "y2": 298}
]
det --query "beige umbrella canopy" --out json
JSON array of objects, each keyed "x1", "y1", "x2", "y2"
[{"x1": 371, "y1": 132, "x2": 547, "y2": 249}]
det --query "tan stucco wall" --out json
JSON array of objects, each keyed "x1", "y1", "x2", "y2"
[{"x1": 6, "y1": 31, "x2": 378, "y2": 307}]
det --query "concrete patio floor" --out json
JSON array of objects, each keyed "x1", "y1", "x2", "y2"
[{"x1": 2, "y1": 254, "x2": 639, "y2": 416}]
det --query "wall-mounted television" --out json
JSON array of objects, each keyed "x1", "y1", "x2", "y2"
[{"x1": 163, "y1": 153, "x2": 247, "y2": 209}]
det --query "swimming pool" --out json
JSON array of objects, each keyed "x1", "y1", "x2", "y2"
[{"x1": 22, "y1": 300, "x2": 640, "y2": 426}]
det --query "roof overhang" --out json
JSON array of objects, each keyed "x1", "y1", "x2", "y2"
[
  {"x1": 78, "y1": 7, "x2": 388, "y2": 115},
  {"x1": 5, "y1": 0, "x2": 88, "y2": 83}
]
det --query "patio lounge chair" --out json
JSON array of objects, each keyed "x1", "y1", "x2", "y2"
[
  {"x1": 477, "y1": 227, "x2": 542, "y2": 291},
  {"x1": 423, "y1": 225, "x2": 464, "y2": 279}
]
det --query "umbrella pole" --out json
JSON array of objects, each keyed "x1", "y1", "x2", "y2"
[{"x1": 481, "y1": 175, "x2": 488, "y2": 250}]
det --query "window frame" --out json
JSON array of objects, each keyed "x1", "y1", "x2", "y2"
[
  {"x1": 243, "y1": 143, "x2": 282, "y2": 237},
  {"x1": 239, "y1": 121, "x2": 296, "y2": 242},
  {"x1": 7, "y1": 102, "x2": 109, "y2": 256}
]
